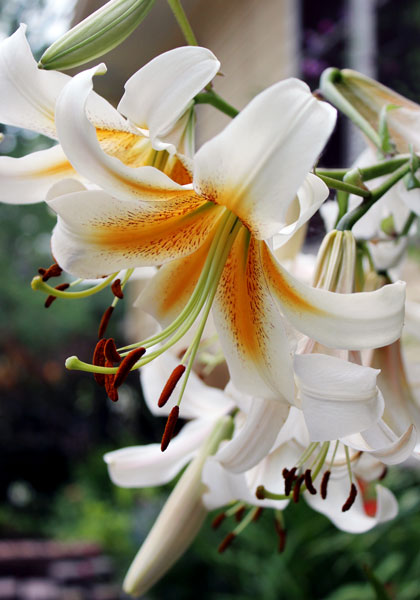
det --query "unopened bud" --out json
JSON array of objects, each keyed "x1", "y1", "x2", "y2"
[{"x1": 39, "y1": 0, "x2": 155, "y2": 71}]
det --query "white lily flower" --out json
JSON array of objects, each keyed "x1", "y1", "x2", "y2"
[
  {"x1": 46, "y1": 71, "x2": 406, "y2": 407},
  {"x1": 0, "y1": 24, "x2": 220, "y2": 204}
]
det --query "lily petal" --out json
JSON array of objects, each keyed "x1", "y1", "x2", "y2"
[
  {"x1": 305, "y1": 477, "x2": 398, "y2": 533},
  {"x1": 294, "y1": 354, "x2": 384, "y2": 441},
  {"x1": 193, "y1": 78, "x2": 336, "y2": 239},
  {"x1": 0, "y1": 24, "x2": 69, "y2": 139},
  {"x1": 213, "y1": 228, "x2": 295, "y2": 401},
  {"x1": 343, "y1": 422, "x2": 417, "y2": 465},
  {"x1": 118, "y1": 46, "x2": 220, "y2": 152},
  {"x1": 104, "y1": 418, "x2": 214, "y2": 487},
  {"x1": 141, "y1": 353, "x2": 233, "y2": 420},
  {"x1": 48, "y1": 188, "x2": 221, "y2": 277},
  {"x1": 0, "y1": 144, "x2": 76, "y2": 204},
  {"x1": 215, "y1": 397, "x2": 289, "y2": 473},
  {"x1": 260, "y1": 241, "x2": 406, "y2": 349},
  {"x1": 55, "y1": 64, "x2": 194, "y2": 201}
]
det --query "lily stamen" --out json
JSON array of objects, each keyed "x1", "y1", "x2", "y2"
[
  {"x1": 211, "y1": 512, "x2": 226, "y2": 530},
  {"x1": 92, "y1": 339, "x2": 107, "y2": 386},
  {"x1": 292, "y1": 475, "x2": 305, "y2": 503},
  {"x1": 218, "y1": 532, "x2": 235, "y2": 554},
  {"x1": 104, "y1": 338, "x2": 122, "y2": 363},
  {"x1": 158, "y1": 365, "x2": 186, "y2": 408},
  {"x1": 114, "y1": 347, "x2": 147, "y2": 388},
  {"x1": 320, "y1": 471, "x2": 331, "y2": 500},
  {"x1": 160, "y1": 406, "x2": 180, "y2": 452},
  {"x1": 304, "y1": 469, "x2": 317, "y2": 495},
  {"x1": 39, "y1": 262, "x2": 62, "y2": 281},
  {"x1": 45, "y1": 282, "x2": 70, "y2": 307},
  {"x1": 98, "y1": 306, "x2": 114, "y2": 338},
  {"x1": 342, "y1": 483, "x2": 358, "y2": 512},
  {"x1": 111, "y1": 278, "x2": 124, "y2": 299}
]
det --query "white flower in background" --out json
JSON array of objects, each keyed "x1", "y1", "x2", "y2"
[{"x1": 0, "y1": 24, "x2": 220, "y2": 203}]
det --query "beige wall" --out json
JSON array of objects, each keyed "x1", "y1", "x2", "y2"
[{"x1": 72, "y1": 0, "x2": 300, "y2": 142}]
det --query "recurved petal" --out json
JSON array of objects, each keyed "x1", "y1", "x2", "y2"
[
  {"x1": 0, "y1": 24, "x2": 69, "y2": 139},
  {"x1": 104, "y1": 418, "x2": 213, "y2": 487},
  {"x1": 55, "y1": 64, "x2": 195, "y2": 200},
  {"x1": 294, "y1": 354, "x2": 384, "y2": 441},
  {"x1": 343, "y1": 422, "x2": 417, "y2": 465},
  {"x1": 118, "y1": 46, "x2": 220, "y2": 152},
  {"x1": 215, "y1": 397, "x2": 289, "y2": 473},
  {"x1": 213, "y1": 228, "x2": 295, "y2": 401},
  {"x1": 141, "y1": 353, "x2": 233, "y2": 420},
  {"x1": 48, "y1": 186, "x2": 222, "y2": 278},
  {"x1": 193, "y1": 78, "x2": 336, "y2": 239},
  {"x1": 305, "y1": 478, "x2": 398, "y2": 533},
  {"x1": 0, "y1": 144, "x2": 77, "y2": 204},
  {"x1": 260, "y1": 241, "x2": 406, "y2": 349},
  {"x1": 272, "y1": 173, "x2": 330, "y2": 251}
]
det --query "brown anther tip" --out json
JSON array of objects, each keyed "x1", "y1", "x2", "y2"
[
  {"x1": 255, "y1": 485, "x2": 266, "y2": 500},
  {"x1": 98, "y1": 306, "x2": 114, "y2": 339},
  {"x1": 235, "y1": 506, "x2": 245, "y2": 523},
  {"x1": 304, "y1": 469, "x2": 317, "y2": 495},
  {"x1": 44, "y1": 283, "x2": 69, "y2": 308},
  {"x1": 379, "y1": 466, "x2": 388, "y2": 481},
  {"x1": 158, "y1": 364, "x2": 186, "y2": 408},
  {"x1": 320, "y1": 470, "x2": 331, "y2": 500},
  {"x1": 211, "y1": 513, "x2": 226, "y2": 530},
  {"x1": 92, "y1": 338, "x2": 107, "y2": 387},
  {"x1": 111, "y1": 278, "x2": 124, "y2": 299},
  {"x1": 104, "y1": 359, "x2": 118, "y2": 402},
  {"x1": 114, "y1": 347, "x2": 146, "y2": 388},
  {"x1": 284, "y1": 467, "x2": 298, "y2": 497},
  {"x1": 41, "y1": 263, "x2": 62, "y2": 281},
  {"x1": 161, "y1": 406, "x2": 179, "y2": 452},
  {"x1": 252, "y1": 507, "x2": 263, "y2": 522},
  {"x1": 104, "y1": 338, "x2": 121, "y2": 363},
  {"x1": 292, "y1": 475, "x2": 305, "y2": 504},
  {"x1": 342, "y1": 483, "x2": 358, "y2": 512},
  {"x1": 218, "y1": 532, "x2": 236, "y2": 553},
  {"x1": 274, "y1": 520, "x2": 287, "y2": 553},
  {"x1": 282, "y1": 468, "x2": 290, "y2": 479}
]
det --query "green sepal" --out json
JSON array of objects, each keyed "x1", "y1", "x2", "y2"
[{"x1": 39, "y1": 0, "x2": 155, "y2": 71}]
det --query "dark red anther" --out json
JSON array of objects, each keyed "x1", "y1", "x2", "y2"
[
  {"x1": 40, "y1": 263, "x2": 62, "y2": 281},
  {"x1": 158, "y1": 365, "x2": 186, "y2": 408},
  {"x1": 274, "y1": 519, "x2": 287, "y2": 553},
  {"x1": 211, "y1": 513, "x2": 226, "y2": 530},
  {"x1": 92, "y1": 338, "x2": 107, "y2": 387},
  {"x1": 104, "y1": 359, "x2": 118, "y2": 402},
  {"x1": 218, "y1": 532, "x2": 236, "y2": 553},
  {"x1": 284, "y1": 467, "x2": 297, "y2": 497},
  {"x1": 98, "y1": 306, "x2": 114, "y2": 339},
  {"x1": 320, "y1": 470, "x2": 331, "y2": 500},
  {"x1": 255, "y1": 485, "x2": 266, "y2": 500},
  {"x1": 104, "y1": 338, "x2": 121, "y2": 363},
  {"x1": 304, "y1": 469, "x2": 317, "y2": 495},
  {"x1": 292, "y1": 475, "x2": 305, "y2": 503},
  {"x1": 111, "y1": 278, "x2": 124, "y2": 299},
  {"x1": 252, "y1": 507, "x2": 263, "y2": 522},
  {"x1": 235, "y1": 506, "x2": 245, "y2": 523},
  {"x1": 114, "y1": 347, "x2": 146, "y2": 388},
  {"x1": 342, "y1": 483, "x2": 358, "y2": 512},
  {"x1": 44, "y1": 283, "x2": 70, "y2": 308},
  {"x1": 282, "y1": 468, "x2": 290, "y2": 479},
  {"x1": 161, "y1": 406, "x2": 179, "y2": 452}
]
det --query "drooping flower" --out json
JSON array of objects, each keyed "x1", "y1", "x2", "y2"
[
  {"x1": 0, "y1": 24, "x2": 220, "y2": 203},
  {"x1": 46, "y1": 67, "x2": 406, "y2": 419}
]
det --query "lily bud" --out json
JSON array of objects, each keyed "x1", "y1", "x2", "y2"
[
  {"x1": 39, "y1": 0, "x2": 155, "y2": 71},
  {"x1": 320, "y1": 68, "x2": 420, "y2": 153},
  {"x1": 123, "y1": 415, "x2": 234, "y2": 597}
]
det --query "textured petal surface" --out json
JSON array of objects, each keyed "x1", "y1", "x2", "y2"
[
  {"x1": 104, "y1": 419, "x2": 213, "y2": 487},
  {"x1": 344, "y1": 422, "x2": 417, "y2": 465},
  {"x1": 294, "y1": 354, "x2": 384, "y2": 441},
  {"x1": 213, "y1": 228, "x2": 295, "y2": 401},
  {"x1": 118, "y1": 46, "x2": 220, "y2": 152},
  {"x1": 261, "y1": 242, "x2": 406, "y2": 349},
  {"x1": 48, "y1": 188, "x2": 220, "y2": 277},
  {"x1": 194, "y1": 78, "x2": 336, "y2": 239},
  {"x1": 0, "y1": 144, "x2": 76, "y2": 204}
]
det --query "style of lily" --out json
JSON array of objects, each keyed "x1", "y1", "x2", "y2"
[
  {"x1": 0, "y1": 24, "x2": 220, "y2": 205},
  {"x1": 45, "y1": 65, "x2": 407, "y2": 427}
]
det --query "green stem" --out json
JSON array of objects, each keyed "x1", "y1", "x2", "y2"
[
  {"x1": 336, "y1": 162, "x2": 412, "y2": 230},
  {"x1": 316, "y1": 173, "x2": 371, "y2": 198},
  {"x1": 400, "y1": 211, "x2": 417, "y2": 237},
  {"x1": 167, "y1": 0, "x2": 198, "y2": 45},
  {"x1": 195, "y1": 90, "x2": 239, "y2": 118},
  {"x1": 315, "y1": 155, "x2": 411, "y2": 183},
  {"x1": 320, "y1": 68, "x2": 382, "y2": 149}
]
